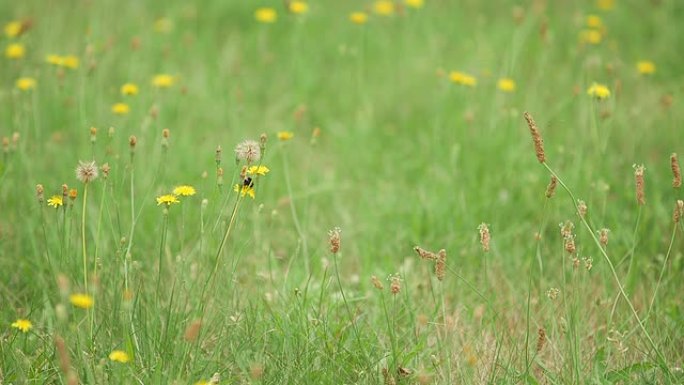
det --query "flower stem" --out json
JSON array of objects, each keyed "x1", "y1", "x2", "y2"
[{"x1": 81, "y1": 183, "x2": 89, "y2": 293}]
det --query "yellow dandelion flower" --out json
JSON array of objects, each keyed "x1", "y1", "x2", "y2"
[
  {"x1": 109, "y1": 350, "x2": 131, "y2": 363},
  {"x1": 16, "y1": 77, "x2": 37, "y2": 91},
  {"x1": 586, "y1": 15, "x2": 603, "y2": 28},
  {"x1": 277, "y1": 131, "x2": 294, "y2": 141},
  {"x1": 154, "y1": 18, "x2": 173, "y2": 33},
  {"x1": 173, "y1": 185, "x2": 196, "y2": 196},
  {"x1": 579, "y1": 29, "x2": 602, "y2": 44},
  {"x1": 636, "y1": 60, "x2": 655, "y2": 75},
  {"x1": 289, "y1": 1, "x2": 309, "y2": 14},
  {"x1": 247, "y1": 165, "x2": 270, "y2": 176},
  {"x1": 47, "y1": 195, "x2": 63, "y2": 208},
  {"x1": 374, "y1": 0, "x2": 395, "y2": 16},
  {"x1": 587, "y1": 83, "x2": 610, "y2": 99},
  {"x1": 449, "y1": 71, "x2": 477, "y2": 87},
  {"x1": 5, "y1": 43, "x2": 25, "y2": 59},
  {"x1": 193, "y1": 381, "x2": 209, "y2": 385},
  {"x1": 62, "y1": 55, "x2": 79, "y2": 69},
  {"x1": 405, "y1": 0, "x2": 424, "y2": 8},
  {"x1": 111, "y1": 103, "x2": 130, "y2": 115},
  {"x1": 497, "y1": 78, "x2": 516, "y2": 92},
  {"x1": 349, "y1": 12, "x2": 369, "y2": 24},
  {"x1": 596, "y1": 0, "x2": 615, "y2": 11},
  {"x1": 70, "y1": 293, "x2": 94, "y2": 309},
  {"x1": 234, "y1": 184, "x2": 256, "y2": 199},
  {"x1": 156, "y1": 194, "x2": 180, "y2": 206},
  {"x1": 121, "y1": 83, "x2": 139, "y2": 96},
  {"x1": 152, "y1": 74, "x2": 175, "y2": 88},
  {"x1": 4, "y1": 21, "x2": 22, "y2": 38},
  {"x1": 255, "y1": 7, "x2": 277, "y2": 23},
  {"x1": 11, "y1": 319, "x2": 33, "y2": 333},
  {"x1": 46, "y1": 54, "x2": 63, "y2": 66}
]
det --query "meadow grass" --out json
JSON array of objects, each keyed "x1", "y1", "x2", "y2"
[{"x1": 1, "y1": 0, "x2": 684, "y2": 383}]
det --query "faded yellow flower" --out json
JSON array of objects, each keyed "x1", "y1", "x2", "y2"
[
  {"x1": 47, "y1": 195, "x2": 63, "y2": 208},
  {"x1": 173, "y1": 185, "x2": 196, "y2": 196},
  {"x1": 16, "y1": 77, "x2": 36, "y2": 91},
  {"x1": 497, "y1": 78, "x2": 516, "y2": 92},
  {"x1": 580, "y1": 29, "x2": 602, "y2": 45},
  {"x1": 277, "y1": 131, "x2": 294, "y2": 141},
  {"x1": 11, "y1": 319, "x2": 32, "y2": 333},
  {"x1": 46, "y1": 54, "x2": 63, "y2": 66},
  {"x1": 156, "y1": 194, "x2": 180, "y2": 206},
  {"x1": 4, "y1": 21, "x2": 22, "y2": 38},
  {"x1": 636, "y1": 60, "x2": 655, "y2": 75},
  {"x1": 374, "y1": 0, "x2": 395, "y2": 15},
  {"x1": 289, "y1": 1, "x2": 309, "y2": 14},
  {"x1": 255, "y1": 7, "x2": 277, "y2": 23},
  {"x1": 111, "y1": 103, "x2": 130, "y2": 115},
  {"x1": 405, "y1": 0, "x2": 424, "y2": 8},
  {"x1": 247, "y1": 165, "x2": 270, "y2": 176},
  {"x1": 109, "y1": 350, "x2": 131, "y2": 363},
  {"x1": 587, "y1": 83, "x2": 610, "y2": 99},
  {"x1": 586, "y1": 15, "x2": 603, "y2": 28},
  {"x1": 234, "y1": 184, "x2": 256, "y2": 199},
  {"x1": 121, "y1": 83, "x2": 139, "y2": 96},
  {"x1": 152, "y1": 74, "x2": 175, "y2": 88},
  {"x1": 349, "y1": 12, "x2": 369, "y2": 24},
  {"x1": 70, "y1": 293, "x2": 94, "y2": 309},
  {"x1": 5, "y1": 43, "x2": 25, "y2": 59},
  {"x1": 449, "y1": 71, "x2": 477, "y2": 87},
  {"x1": 62, "y1": 55, "x2": 79, "y2": 69},
  {"x1": 597, "y1": 0, "x2": 615, "y2": 11}
]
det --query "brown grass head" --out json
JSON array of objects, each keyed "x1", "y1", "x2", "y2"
[
  {"x1": 371, "y1": 275, "x2": 384, "y2": 290},
  {"x1": 478, "y1": 223, "x2": 491, "y2": 252},
  {"x1": 634, "y1": 164, "x2": 646, "y2": 205},
  {"x1": 545, "y1": 175, "x2": 557, "y2": 198},
  {"x1": 536, "y1": 327, "x2": 547, "y2": 353},
  {"x1": 414, "y1": 245, "x2": 437, "y2": 261},
  {"x1": 671, "y1": 153, "x2": 681, "y2": 188},
  {"x1": 328, "y1": 227, "x2": 341, "y2": 254},
  {"x1": 524, "y1": 111, "x2": 546, "y2": 163},
  {"x1": 435, "y1": 249, "x2": 447, "y2": 281}
]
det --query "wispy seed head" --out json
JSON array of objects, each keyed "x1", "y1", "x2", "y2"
[
  {"x1": 75, "y1": 161, "x2": 98, "y2": 183},
  {"x1": 598, "y1": 228, "x2": 610, "y2": 247},
  {"x1": 577, "y1": 200, "x2": 588, "y2": 218},
  {"x1": 235, "y1": 139, "x2": 261, "y2": 164},
  {"x1": 390, "y1": 275, "x2": 401, "y2": 295}
]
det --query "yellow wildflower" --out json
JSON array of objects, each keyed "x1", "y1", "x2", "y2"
[
  {"x1": 636, "y1": 60, "x2": 655, "y2": 75},
  {"x1": 154, "y1": 18, "x2": 173, "y2": 33},
  {"x1": 62, "y1": 55, "x2": 79, "y2": 69},
  {"x1": 255, "y1": 7, "x2": 277, "y2": 23},
  {"x1": 374, "y1": 0, "x2": 395, "y2": 15},
  {"x1": 289, "y1": 1, "x2": 309, "y2": 14},
  {"x1": 234, "y1": 184, "x2": 256, "y2": 199},
  {"x1": 47, "y1": 195, "x2": 63, "y2": 208},
  {"x1": 156, "y1": 194, "x2": 180, "y2": 206},
  {"x1": 405, "y1": 0, "x2": 424, "y2": 8},
  {"x1": 121, "y1": 83, "x2": 139, "y2": 96},
  {"x1": 586, "y1": 15, "x2": 602, "y2": 28},
  {"x1": 111, "y1": 103, "x2": 130, "y2": 115},
  {"x1": 277, "y1": 131, "x2": 294, "y2": 141},
  {"x1": 4, "y1": 21, "x2": 22, "y2": 38},
  {"x1": 580, "y1": 29, "x2": 602, "y2": 45},
  {"x1": 193, "y1": 382, "x2": 209, "y2": 385},
  {"x1": 173, "y1": 185, "x2": 196, "y2": 196},
  {"x1": 349, "y1": 12, "x2": 369, "y2": 24},
  {"x1": 247, "y1": 165, "x2": 270, "y2": 176},
  {"x1": 16, "y1": 77, "x2": 37, "y2": 91},
  {"x1": 497, "y1": 78, "x2": 516, "y2": 92},
  {"x1": 587, "y1": 83, "x2": 610, "y2": 99},
  {"x1": 5, "y1": 43, "x2": 25, "y2": 59},
  {"x1": 152, "y1": 74, "x2": 175, "y2": 88},
  {"x1": 596, "y1": 0, "x2": 615, "y2": 11},
  {"x1": 109, "y1": 350, "x2": 131, "y2": 363},
  {"x1": 46, "y1": 54, "x2": 63, "y2": 66},
  {"x1": 449, "y1": 71, "x2": 477, "y2": 87},
  {"x1": 11, "y1": 319, "x2": 32, "y2": 333},
  {"x1": 70, "y1": 293, "x2": 94, "y2": 309}
]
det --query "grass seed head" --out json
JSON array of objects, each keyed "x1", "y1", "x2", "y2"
[
  {"x1": 435, "y1": 249, "x2": 447, "y2": 281},
  {"x1": 371, "y1": 275, "x2": 384, "y2": 290},
  {"x1": 598, "y1": 228, "x2": 610, "y2": 247},
  {"x1": 634, "y1": 164, "x2": 646, "y2": 205},
  {"x1": 545, "y1": 175, "x2": 557, "y2": 198},
  {"x1": 414, "y1": 245, "x2": 437, "y2": 261},
  {"x1": 577, "y1": 200, "x2": 587, "y2": 218},
  {"x1": 390, "y1": 275, "x2": 402, "y2": 295},
  {"x1": 524, "y1": 111, "x2": 546, "y2": 163},
  {"x1": 674, "y1": 200, "x2": 684, "y2": 223},
  {"x1": 36, "y1": 184, "x2": 44, "y2": 203},
  {"x1": 478, "y1": 223, "x2": 490, "y2": 252},
  {"x1": 328, "y1": 227, "x2": 341, "y2": 254},
  {"x1": 671, "y1": 153, "x2": 681, "y2": 188},
  {"x1": 536, "y1": 327, "x2": 547, "y2": 353}
]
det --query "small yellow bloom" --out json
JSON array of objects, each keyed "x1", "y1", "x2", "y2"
[
  {"x1": 255, "y1": 7, "x2": 277, "y2": 23},
  {"x1": 277, "y1": 131, "x2": 294, "y2": 141},
  {"x1": 154, "y1": 18, "x2": 173, "y2": 33},
  {"x1": 405, "y1": 0, "x2": 424, "y2": 8},
  {"x1": 247, "y1": 165, "x2": 270, "y2": 176},
  {"x1": 112, "y1": 103, "x2": 130, "y2": 115},
  {"x1": 289, "y1": 1, "x2": 309, "y2": 14},
  {"x1": 173, "y1": 185, "x2": 196, "y2": 196},
  {"x1": 156, "y1": 194, "x2": 180, "y2": 206},
  {"x1": 152, "y1": 74, "x2": 175, "y2": 88},
  {"x1": 374, "y1": 0, "x2": 395, "y2": 16},
  {"x1": 70, "y1": 293, "x2": 94, "y2": 309},
  {"x1": 497, "y1": 78, "x2": 516, "y2": 92},
  {"x1": 349, "y1": 12, "x2": 369, "y2": 25},
  {"x1": 587, "y1": 83, "x2": 610, "y2": 99},
  {"x1": 108, "y1": 350, "x2": 131, "y2": 363},
  {"x1": 234, "y1": 184, "x2": 256, "y2": 199},
  {"x1": 586, "y1": 15, "x2": 603, "y2": 29},
  {"x1": 62, "y1": 55, "x2": 79, "y2": 69},
  {"x1": 121, "y1": 83, "x2": 139, "y2": 96},
  {"x1": 449, "y1": 71, "x2": 477, "y2": 87},
  {"x1": 636, "y1": 60, "x2": 655, "y2": 75},
  {"x1": 5, "y1": 43, "x2": 25, "y2": 59},
  {"x1": 579, "y1": 29, "x2": 602, "y2": 45},
  {"x1": 16, "y1": 77, "x2": 37, "y2": 91},
  {"x1": 193, "y1": 381, "x2": 209, "y2": 385},
  {"x1": 11, "y1": 319, "x2": 32, "y2": 333},
  {"x1": 596, "y1": 0, "x2": 615, "y2": 11},
  {"x1": 4, "y1": 21, "x2": 22, "y2": 38},
  {"x1": 47, "y1": 195, "x2": 63, "y2": 208},
  {"x1": 46, "y1": 54, "x2": 63, "y2": 66}
]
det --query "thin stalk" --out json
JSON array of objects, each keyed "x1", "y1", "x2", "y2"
[
  {"x1": 646, "y1": 225, "x2": 677, "y2": 317},
  {"x1": 81, "y1": 183, "x2": 89, "y2": 293},
  {"x1": 281, "y1": 147, "x2": 310, "y2": 276},
  {"x1": 156, "y1": 209, "x2": 170, "y2": 302},
  {"x1": 380, "y1": 292, "x2": 398, "y2": 370}
]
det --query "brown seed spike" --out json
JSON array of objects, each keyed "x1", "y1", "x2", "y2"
[
  {"x1": 524, "y1": 111, "x2": 546, "y2": 163},
  {"x1": 671, "y1": 153, "x2": 682, "y2": 189},
  {"x1": 435, "y1": 249, "x2": 447, "y2": 281},
  {"x1": 634, "y1": 164, "x2": 646, "y2": 205},
  {"x1": 536, "y1": 327, "x2": 547, "y2": 353},
  {"x1": 414, "y1": 246, "x2": 437, "y2": 261},
  {"x1": 545, "y1": 175, "x2": 558, "y2": 198}
]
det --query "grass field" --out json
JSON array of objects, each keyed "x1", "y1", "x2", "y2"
[{"x1": 2, "y1": 0, "x2": 684, "y2": 383}]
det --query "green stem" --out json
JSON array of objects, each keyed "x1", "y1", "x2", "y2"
[
  {"x1": 82, "y1": 183, "x2": 89, "y2": 293},
  {"x1": 646, "y1": 224, "x2": 677, "y2": 318}
]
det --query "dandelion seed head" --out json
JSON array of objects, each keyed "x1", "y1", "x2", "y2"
[
  {"x1": 234, "y1": 139, "x2": 261, "y2": 164},
  {"x1": 75, "y1": 161, "x2": 98, "y2": 183}
]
